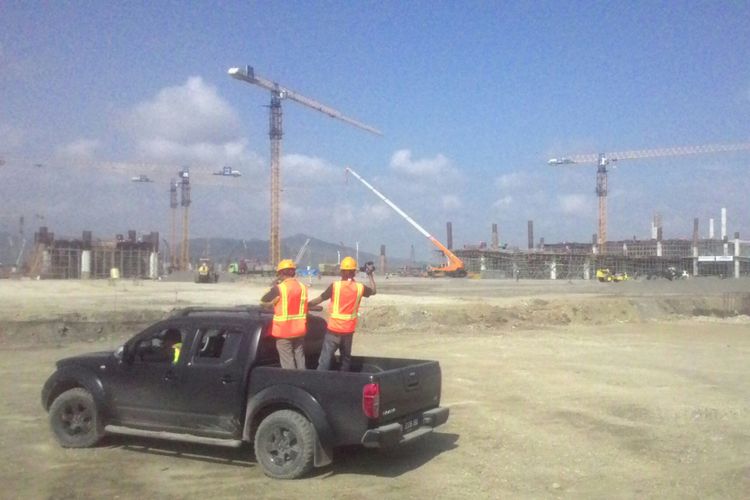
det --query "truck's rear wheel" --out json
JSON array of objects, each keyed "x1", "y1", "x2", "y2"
[
  {"x1": 49, "y1": 388, "x2": 104, "y2": 448},
  {"x1": 254, "y1": 410, "x2": 315, "y2": 479}
]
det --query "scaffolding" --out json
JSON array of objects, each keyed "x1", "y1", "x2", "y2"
[{"x1": 456, "y1": 238, "x2": 750, "y2": 280}]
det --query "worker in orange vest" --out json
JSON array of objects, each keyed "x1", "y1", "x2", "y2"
[
  {"x1": 308, "y1": 256, "x2": 376, "y2": 371},
  {"x1": 260, "y1": 259, "x2": 309, "y2": 369}
]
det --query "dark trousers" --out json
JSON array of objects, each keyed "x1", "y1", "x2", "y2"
[
  {"x1": 317, "y1": 331, "x2": 354, "y2": 371},
  {"x1": 276, "y1": 337, "x2": 306, "y2": 369}
]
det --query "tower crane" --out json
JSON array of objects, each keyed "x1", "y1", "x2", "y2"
[
  {"x1": 548, "y1": 142, "x2": 750, "y2": 252},
  {"x1": 169, "y1": 178, "x2": 178, "y2": 270},
  {"x1": 178, "y1": 167, "x2": 191, "y2": 270},
  {"x1": 345, "y1": 167, "x2": 466, "y2": 277},
  {"x1": 228, "y1": 65, "x2": 381, "y2": 266}
]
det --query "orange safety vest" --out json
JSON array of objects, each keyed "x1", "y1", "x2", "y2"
[
  {"x1": 272, "y1": 279, "x2": 308, "y2": 338},
  {"x1": 328, "y1": 280, "x2": 365, "y2": 334}
]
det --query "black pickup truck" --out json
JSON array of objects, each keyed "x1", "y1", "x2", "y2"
[{"x1": 41, "y1": 306, "x2": 449, "y2": 479}]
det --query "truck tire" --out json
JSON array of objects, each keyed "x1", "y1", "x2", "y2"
[
  {"x1": 254, "y1": 410, "x2": 315, "y2": 479},
  {"x1": 48, "y1": 388, "x2": 104, "y2": 448}
]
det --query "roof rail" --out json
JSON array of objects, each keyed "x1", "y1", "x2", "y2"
[{"x1": 169, "y1": 305, "x2": 271, "y2": 317}]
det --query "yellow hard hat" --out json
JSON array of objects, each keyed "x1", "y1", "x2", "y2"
[
  {"x1": 276, "y1": 259, "x2": 296, "y2": 272},
  {"x1": 340, "y1": 256, "x2": 357, "y2": 271}
]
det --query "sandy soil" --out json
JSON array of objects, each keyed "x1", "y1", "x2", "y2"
[{"x1": 1, "y1": 277, "x2": 749, "y2": 498}]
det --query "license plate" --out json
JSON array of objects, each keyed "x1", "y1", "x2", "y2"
[{"x1": 403, "y1": 417, "x2": 419, "y2": 433}]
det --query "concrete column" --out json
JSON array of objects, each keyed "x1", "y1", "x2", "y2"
[
  {"x1": 81, "y1": 250, "x2": 91, "y2": 279},
  {"x1": 721, "y1": 208, "x2": 727, "y2": 240},
  {"x1": 583, "y1": 259, "x2": 591, "y2": 280},
  {"x1": 735, "y1": 237, "x2": 741, "y2": 279},
  {"x1": 491, "y1": 223, "x2": 499, "y2": 250},
  {"x1": 527, "y1": 221, "x2": 534, "y2": 250},
  {"x1": 149, "y1": 252, "x2": 159, "y2": 279},
  {"x1": 379, "y1": 244, "x2": 386, "y2": 275},
  {"x1": 446, "y1": 222, "x2": 453, "y2": 250},
  {"x1": 480, "y1": 256, "x2": 486, "y2": 271},
  {"x1": 693, "y1": 246, "x2": 699, "y2": 277},
  {"x1": 709, "y1": 218, "x2": 715, "y2": 239},
  {"x1": 656, "y1": 241, "x2": 663, "y2": 257},
  {"x1": 550, "y1": 259, "x2": 557, "y2": 280},
  {"x1": 623, "y1": 243, "x2": 628, "y2": 256}
]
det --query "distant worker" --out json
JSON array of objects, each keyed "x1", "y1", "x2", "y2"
[
  {"x1": 260, "y1": 259, "x2": 309, "y2": 369},
  {"x1": 163, "y1": 329, "x2": 182, "y2": 365},
  {"x1": 309, "y1": 256, "x2": 376, "y2": 371}
]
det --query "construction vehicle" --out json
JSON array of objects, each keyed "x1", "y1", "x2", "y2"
[
  {"x1": 196, "y1": 258, "x2": 218, "y2": 283},
  {"x1": 345, "y1": 167, "x2": 466, "y2": 277},
  {"x1": 596, "y1": 268, "x2": 628, "y2": 282}
]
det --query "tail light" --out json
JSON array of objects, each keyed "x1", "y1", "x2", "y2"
[{"x1": 362, "y1": 383, "x2": 380, "y2": 418}]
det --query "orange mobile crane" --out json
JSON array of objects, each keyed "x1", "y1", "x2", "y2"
[{"x1": 345, "y1": 167, "x2": 466, "y2": 277}]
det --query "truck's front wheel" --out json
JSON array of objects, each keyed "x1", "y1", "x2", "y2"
[
  {"x1": 254, "y1": 410, "x2": 315, "y2": 479},
  {"x1": 48, "y1": 388, "x2": 104, "y2": 448}
]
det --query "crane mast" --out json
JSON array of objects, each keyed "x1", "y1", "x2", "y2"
[
  {"x1": 229, "y1": 65, "x2": 381, "y2": 266},
  {"x1": 550, "y1": 142, "x2": 750, "y2": 252},
  {"x1": 345, "y1": 167, "x2": 466, "y2": 277}
]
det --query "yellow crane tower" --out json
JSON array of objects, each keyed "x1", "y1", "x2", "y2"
[
  {"x1": 228, "y1": 65, "x2": 381, "y2": 266},
  {"x1": 548, "y1": 142, "x2": 750, "y2": 252}
]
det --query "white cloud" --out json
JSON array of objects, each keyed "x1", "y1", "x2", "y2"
[
  {"x1": 0, "y1": 123, "x2": 25, "y2": 151},
  {"x1": 493, "y1": 195, "x2": 513, "y2": 209},
  {"x1": 495, "y1": 172, "x2": 526, "y2": 189},
  {"x1": 283, "y1": 154, "x2": 338, "y2": 180},
  {"x1": 125, "y1": 77, "x2": 241, "y2": 144},
  {"x1": 558, "y1": 194, "x2": 590, "y2": 215},
  {"x1": 119, "y1": 76, "x2": 259, "y2": 172},
  {"x1": 56, "y1": 138, "x2": 100, "y2": 161},
  {"x1": 442, "y1": 194, "x2": 462, "y2": 210},
  {"x1": 389, "y1": 149, "x2": 456, "y2": 178}
]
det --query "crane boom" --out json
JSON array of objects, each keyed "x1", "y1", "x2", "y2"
[
  {"x1": 228, "y1": 67, "x2": 383, "y2": 136},
  {"x1": 345, "y1": 167, "x2": 465, "y2": 276},
  {"x1": 554, "y1": 142, "x2": 750, "y2": 165}
]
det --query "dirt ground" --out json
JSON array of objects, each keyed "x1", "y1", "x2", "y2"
[{"x1": 1, "y1": 276, "x2": 749, "y2": 498}]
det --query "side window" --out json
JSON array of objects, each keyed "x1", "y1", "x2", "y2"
[
  {"x1": 135, "y1": 327, "x2": 186, "y2": 364},
  {"x1": 193, "y1": 327, "x2": 243, "y2": 365}
]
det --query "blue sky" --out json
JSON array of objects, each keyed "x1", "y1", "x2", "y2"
[{"x1": 1, "y1": 1, "x2": 749, "y2": 261}]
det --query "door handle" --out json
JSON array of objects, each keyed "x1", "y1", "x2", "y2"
[{"x1": 220, "y1": 375, "x2": 235, "y2": 384}]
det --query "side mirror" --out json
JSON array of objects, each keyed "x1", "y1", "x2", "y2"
[{"x1": 114, "y1": 345, "x2": 126, "y2": 363}]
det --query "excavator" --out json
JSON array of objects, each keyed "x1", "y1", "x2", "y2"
[{"x1": 345, "y1": 167, "x2": 466, "y2": 277}]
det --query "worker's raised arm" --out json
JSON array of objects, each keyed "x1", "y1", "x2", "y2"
[
  {"x1": 260, "y1": 285, "x2": 280, "y2": 309},
  {"x1": 366, "y1": 270, "x2": 376, "y2": 295}
]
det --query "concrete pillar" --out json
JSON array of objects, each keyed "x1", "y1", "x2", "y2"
[
  {"x1": 81, "y1": 250, "x2": 91, "y2": 279},
  {"x1": 623, "y1": 243, "x2": 628, "y2": 256},
  {"x1": 446, "y1": 222, "x2": 453, "y2": 250},
  {"x1": 721, "y1": 208, "x2": 727, "y2": 240},
  {"x1": 480, "y1": 255, "x2": 486, "y2": 271},
  {"x1": 709, "y1": 218, "x2": 715, "y2": 239},
  {"x1": 42, "y1": 250, "x2": 51, "y2": 275},
  {"x1": 149, "y1": 252, "x2": 159, "y2": 279},
  {"x1": 550, "y1": 259, "x2": 557, "y2": 280},
  {"x1": 656, "y1": 241, "x2": 663, "y2": 257},
  {"x1": 379, "y1": 244, "x2": 386, "y2": 274},
  {"x1": 491, "y1": 223, "x2": 499, "y2": 250},
  {"x1": 583, "y1": 259, "x2": 591, "y2": 280},
  {"x1": 693, "y1": 246, "x2": 699, "y2": 277},
  {"x1": 735, "y1": 236, "x2": 741, "y2": 278},
  {"x1": 527, "y1": 221, "x2": 534, "y2": 250}
]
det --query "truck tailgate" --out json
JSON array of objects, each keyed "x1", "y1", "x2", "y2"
[{"x1": 372, "y1": 359, "x2": 442, "y2": 425}]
